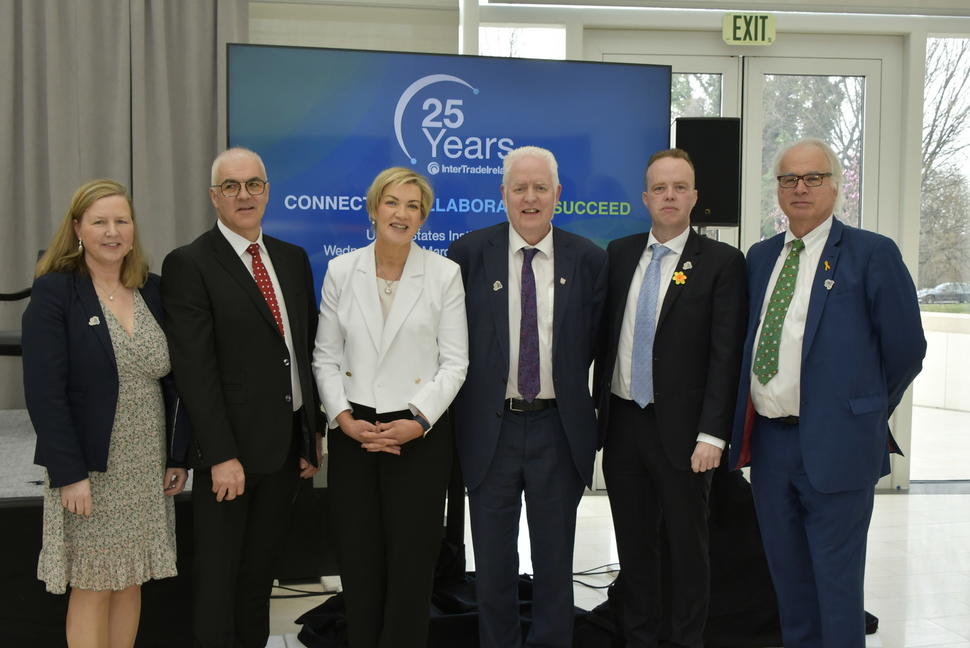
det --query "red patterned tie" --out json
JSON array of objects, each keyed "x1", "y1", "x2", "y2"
[{"x1": 246, "y1": 243, "x2": 284, "y2": 337}]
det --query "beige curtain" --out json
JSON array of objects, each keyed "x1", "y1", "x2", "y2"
[{"x1": 0, "y1": 0, "x2": 247, "y2": 408}]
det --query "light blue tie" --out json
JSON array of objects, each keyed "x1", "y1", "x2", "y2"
[{"x1": 630, "y1": 244, "x2": 672, "y2": 408}]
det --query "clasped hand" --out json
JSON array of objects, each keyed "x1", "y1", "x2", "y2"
[{"x1": 338, "y1": 412, "x2": 423, "y2": 455}]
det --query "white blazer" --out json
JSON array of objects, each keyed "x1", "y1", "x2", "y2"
[{"x1": 312, "y1": 242, "x2": 469, "y2": 429}]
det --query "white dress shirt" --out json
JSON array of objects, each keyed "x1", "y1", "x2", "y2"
[
  {"x1": 506, "y1": 226, "x2": 556, "y2": 399},
  {"x1": 217, "y1": 219, "x2": 302, "y2": 412},
  {"x1": 751, "y1": 215, "x2": 833, "y2": 418},
  {"x1": 610, "y1": 226, "x2": 724, "y2": 449}
]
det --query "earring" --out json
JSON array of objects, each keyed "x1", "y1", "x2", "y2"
[
  {"x1": 77, "y1": 239, "x2": 83, "y2": 252},
  {"x1": 370, "y1": 219, "x2": 376, "y2": 226}
]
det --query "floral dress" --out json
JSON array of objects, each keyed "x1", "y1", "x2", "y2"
[{"x1": 38, "y1": 291, "x2": 178, "y2": 593}]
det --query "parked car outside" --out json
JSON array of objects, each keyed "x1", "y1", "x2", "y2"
[{"x1": 917, "y1": 282, "x2": 970, "y2": 304}]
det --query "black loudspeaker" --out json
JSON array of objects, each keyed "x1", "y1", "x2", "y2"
[{"x1": 675, "y1": 117, "x2": 741, "y2": 227}]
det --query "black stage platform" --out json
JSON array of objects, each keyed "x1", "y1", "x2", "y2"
[{"x1": 0, "y1": 410, "x2": 338, "y2": 647}]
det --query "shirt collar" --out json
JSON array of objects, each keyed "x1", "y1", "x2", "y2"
[
  {"x1": 647, "y1": 225, "x2": 691, "y2": 257},
  {"x1": 509, "y1": 224, "x2": 554, "y2": 257},
  {"x1": 217, "y1": 218, "x2": 265, "y2": 258},
  {"x1": 785, "y1": 215, "x2": 833, "y2": 249}
]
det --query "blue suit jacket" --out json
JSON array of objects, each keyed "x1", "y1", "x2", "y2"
[
  {"x1": 22, "y1": 271, "x2": 190, "y2": 488},
  {"x1": 448, "y1": 222, "x2": 608, "y2": 490},
  {"x1": 728, "y1": 219, "x2": 926, "y2": 493}
]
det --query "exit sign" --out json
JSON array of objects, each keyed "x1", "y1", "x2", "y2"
[{"x1": 723, "y1": 13, "x2": 775, "y2": 46}]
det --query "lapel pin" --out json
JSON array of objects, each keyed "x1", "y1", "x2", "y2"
[
  {"x1": 824, "y1": 260, "x2": 831, "y2": 271},
  {"x1": 672, "y1": 271, "x2": 687, "y2": 285},
  {"x1": 682, "y1": 261, "x2": 693, "y2": 270},
  {"x1": 88, "y1": 316, "x2": 100, "y2": 326},
  {"x1": 493, "y1": 281, "x2": 503, "y2": 292},
  {"x1": 824, "y1": 279, "x2": 835, "y2": 290},
  {"x1": 560, "y1": 277, "x2": 566, "y2": 285}
]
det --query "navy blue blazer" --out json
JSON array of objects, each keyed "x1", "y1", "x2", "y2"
[
  {"x1": 22, "y1": 271, "x2": 190, "y2": 488},
  {"x1": 728, "y1": 219, "x2": 926, "y2": 493},
  {"x1": 448, "y1": 222, "x2": 608, "y2": 489}
]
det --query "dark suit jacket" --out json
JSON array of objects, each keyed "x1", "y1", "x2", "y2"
[
  {"x1": 161, "y1": 225, "x2": 322, "y2": 473},
  {"x1": 594, "y1": 229, "x2": 747, "y2": 468},
  {"x1": 729, "y1": 218, "x2": 926, "y2": 493},
  {"x1": 23, "y1": 271, "x2": 189, "y2": 488},
  {"x1": 447, "y1": 222, "x2": 608, "y2": 490}
]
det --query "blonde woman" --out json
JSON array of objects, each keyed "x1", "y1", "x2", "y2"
[
  {"x1": 22, "y1": 179, "x2": 188, "y2": 647},
  {"x1": 312, "y1": 167, "x2": 468, "y2": 647}
]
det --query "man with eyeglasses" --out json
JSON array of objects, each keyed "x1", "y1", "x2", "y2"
[
  {"x1": 594, "y1": 148, "x2": 746, "y2": 648},
  {"x1": 729, "y1": 138, "x2": 925, "y2": 648},
  {"x1": 161, "y1": 147, "x2": 324, "y2": 647}
]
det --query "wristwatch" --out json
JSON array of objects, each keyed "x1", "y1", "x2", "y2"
[{"x1": 413, "y1": 414, "x2": 431, "y2": 433}]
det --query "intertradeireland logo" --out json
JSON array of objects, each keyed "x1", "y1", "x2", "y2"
[{"x1": 393, "y1": 73, "x2": 512, "y2": 176}]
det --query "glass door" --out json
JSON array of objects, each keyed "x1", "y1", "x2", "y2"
[
  {"x1": 740, "y1": 56, "x2": 882, "y2": 253},
  {"x1": 585, "y1": 30, "x2": 909, "y2": 487}
]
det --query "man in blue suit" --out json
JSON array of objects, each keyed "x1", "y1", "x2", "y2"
[
  {"x1": 729, "y1": 138, "x2": 925, "y2": 648},
  {"x1": 448, "y1": 145, "x2": 607, "y2": 648}
]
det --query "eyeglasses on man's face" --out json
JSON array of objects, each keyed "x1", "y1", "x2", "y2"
[
  {"x1": 776, "y1": 172, "x2": 832, "y2": 189},
  {"x1": 211, "y1": 177, "x2": 267, "y2": 198}
]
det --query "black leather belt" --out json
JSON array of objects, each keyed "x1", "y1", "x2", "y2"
[
  {"x1": 771, "y1": 415, "x2": 799, "y2": 425},
  {"x1": 506, "y1": 398, "x2": 557, "y2": 412}
]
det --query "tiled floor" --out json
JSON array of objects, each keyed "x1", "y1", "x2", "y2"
[{"x1": 267, "y1": 490, "x2": 970, "y2": 647}]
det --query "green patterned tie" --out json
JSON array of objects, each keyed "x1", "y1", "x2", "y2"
[{"x1": 753, "y1": 239, "x2": 805, "y2": 385}]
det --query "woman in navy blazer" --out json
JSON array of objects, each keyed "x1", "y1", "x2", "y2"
[
  {"x1": 312, "y1": 167, "x2": 468, "y2": 648},
  {"x1": 22, "y1": 179, "x2": 189, "y2": 647}
]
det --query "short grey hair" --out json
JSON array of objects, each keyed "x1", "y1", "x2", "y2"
[
  {"x1": 210, "y1": 147, "x2": 268, "y2": 185},
  {"x1": 773, "y1": 138, "x2": 843, "y2": 191},
  {"x1": 773, "y1": 138, "x2": 844, "y2": 213},
  {"x1": 502, "y1": 145, "x2": 559, "y2": 188}
]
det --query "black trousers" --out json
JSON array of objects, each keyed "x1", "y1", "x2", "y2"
[
  {"x1": 603, "y1": 396, "x2": 713, "y2": 648},
  {"x1": 192, "y1": 414, "x2": 302, "y2": 648},
  {"x1": 328, "y1": 404, "x2": 453, "y2": 648}
]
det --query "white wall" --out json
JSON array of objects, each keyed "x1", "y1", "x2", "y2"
[
  {"x1": 249, "y1": 1, "x2": 458, "y2": 53},
  {"x1": 914, "y1": 313, "x2": 970, "y2": 412}
]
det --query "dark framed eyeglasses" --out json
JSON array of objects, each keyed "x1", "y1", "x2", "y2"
[
  {"x1": 210, "y1": 177, "x2": 267, "y2": 198},
  {"x1": 776, "y1": 172, "x2": 832, "y2": 189}
]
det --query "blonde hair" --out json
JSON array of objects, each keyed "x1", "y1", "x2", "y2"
[
  {"x1": 365, "y1": 167, "x2": 434, "y2": 223},
  {"x1": 35, "y1": 179, "x2": 149, "y2": 288}
]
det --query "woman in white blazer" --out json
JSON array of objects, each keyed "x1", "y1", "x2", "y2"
[{"x1": 312, "y1": 167, "x2": 468, "y2": 648}]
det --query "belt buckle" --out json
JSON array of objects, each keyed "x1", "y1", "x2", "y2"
[{"x1": 508, "y1": 398, "x2": 524, "y2": 412}]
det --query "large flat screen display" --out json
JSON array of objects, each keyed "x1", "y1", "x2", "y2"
[{"x1": 227, "y1": 44, "x2": 671, "y2": 292}]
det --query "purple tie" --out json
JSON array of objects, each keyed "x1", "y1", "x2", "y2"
[{"x1": 518, "y1": 247, "x2": 540, "y2": 402}]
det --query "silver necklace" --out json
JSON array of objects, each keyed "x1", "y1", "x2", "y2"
[
  {"x1": 93, "y1": 280, "x2": 123, "y2": 301},
  {"x1": 382, "y1": 278, "x2": 394, "y2": 295}
]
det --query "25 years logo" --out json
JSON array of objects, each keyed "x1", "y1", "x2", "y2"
[{"x1": 393, "y1": 74, "x2": 513, "y2": 175}]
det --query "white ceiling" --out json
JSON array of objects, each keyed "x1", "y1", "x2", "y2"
[{"x1": 486, "y1": 0, "x2": 970, "y2": 18}]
